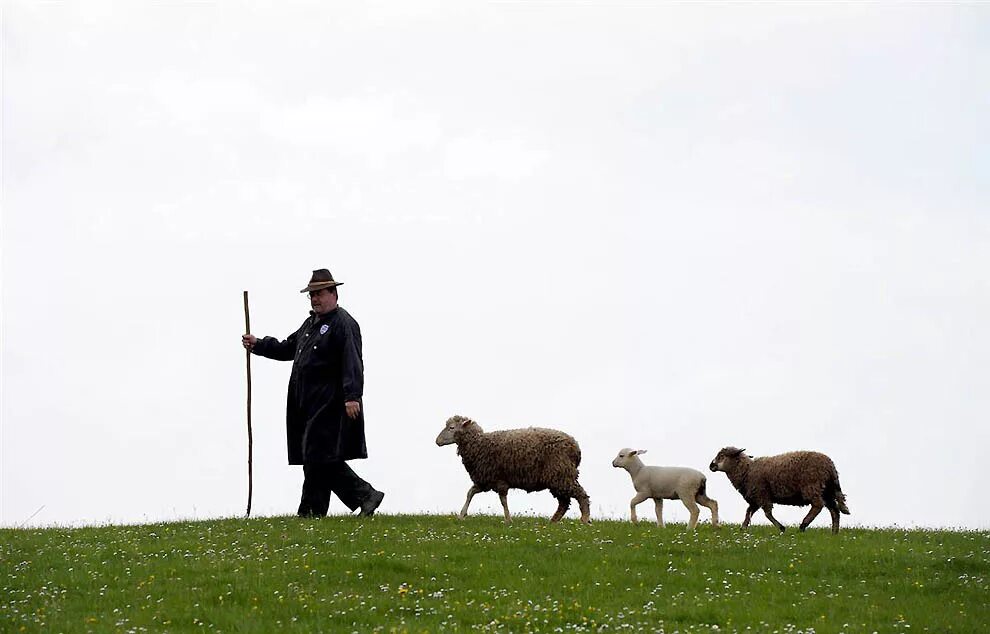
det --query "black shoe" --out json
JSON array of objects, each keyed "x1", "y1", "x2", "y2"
[
  {"x1": 297, "y1": 510, "x2": 325, "y2": 519},
  {"x1": 359, "y1": 490, "x2": 385, "y2": 517}
]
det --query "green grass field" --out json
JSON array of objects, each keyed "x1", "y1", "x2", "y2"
[{"x1": 2, "y1": 514, "x2": 987, "y2": 633}]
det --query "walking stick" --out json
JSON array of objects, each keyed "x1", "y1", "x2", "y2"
[{"x1": 243, "y1": 290, "x2": 253, "y2": 517}]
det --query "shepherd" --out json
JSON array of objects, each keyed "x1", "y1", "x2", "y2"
[{"x1": 241, "y1": 268, "x2": 385, "y2": 518}]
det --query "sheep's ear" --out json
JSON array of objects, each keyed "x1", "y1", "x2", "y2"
[
  {"x1": 732, "y1": 447, "x2": 746, "y2": 456},
  {"x1": 636, "y1": 449, "x2": 648, "y2": 455},
  {"x1": 460, "y1": 418, "x2": 473, "y2": 428}
]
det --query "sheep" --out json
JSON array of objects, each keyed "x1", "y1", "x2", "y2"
[
  {"x1": 611, "y1": 448, "x2": 719, "y2": 529},
  {"x1": 709, "y1": 446, "x2": 851, "y2": 534},
  {"x1": 435, "y1": 415, "x2": 591, "y2": 524}
]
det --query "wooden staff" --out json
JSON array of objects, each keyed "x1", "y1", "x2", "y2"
[{"x1": 243, "y1": 290, "x2": 253, "y2": 517}]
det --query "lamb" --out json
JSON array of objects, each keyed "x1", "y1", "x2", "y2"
[
  {"x1": 435, "y1": 415, "x2": 591, "y2": 524},
  {"x1": 611, "y1": 448, "x2": 719, "y2": 529},
  {"x1": 709, "y1": 446, "x2": 851, "y2": 534}
]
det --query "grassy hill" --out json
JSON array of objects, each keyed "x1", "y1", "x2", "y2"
[{"x1": 2, "y1": 514, "x2": 987, "y2": 632}]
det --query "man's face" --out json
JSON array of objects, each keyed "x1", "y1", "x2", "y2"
[{"x1": 309, "y1": 287, "x2": 337, "y2": 315}]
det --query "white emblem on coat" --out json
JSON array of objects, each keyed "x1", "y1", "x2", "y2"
[{"x1": 320, "y1": 324, "x2": 329, "y2": 335}]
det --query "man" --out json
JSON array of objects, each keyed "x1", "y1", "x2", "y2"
[{"x1": 241, "y1": 269, "x2": 385, "y2": 518}]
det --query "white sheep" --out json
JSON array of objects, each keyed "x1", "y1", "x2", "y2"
[{"x1": 612, "y1": 448, "x2": 719, "y2": 529}]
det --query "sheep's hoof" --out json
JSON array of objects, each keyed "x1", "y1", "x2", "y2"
[{"x1": 778, "y1": 526, "x2": 786, "y2": 533}]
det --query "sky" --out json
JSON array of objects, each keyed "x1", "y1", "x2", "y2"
[{"x1": 2, "y1": 2, "x2": 989, "y2": 530}]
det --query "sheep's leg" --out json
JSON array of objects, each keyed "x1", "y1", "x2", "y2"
[
  {"x1": 742, "y1": 503, "x2": 759, "y2": 528},
  {"x1": 459, "y1": 485, "x2": 481, "y2": 519},
  {"x1": 653, "y1": 499, "x2": 664, "y2": 527},
  {"x1": 800, "y1": 502, "x2": 824, "y2": 532},
  {"x1": 763, "y1": 504, "x2": 786, "y2": 533},
  {"x1": 697, "y1": 493, "x2": 719, "y2": 528},
  {"x1": 679, "y1": 493, "x2": 701, "y2": 530},
  {"x1": 497, "y1": 490, "x2": 512, "y2": 524},
  {"x1": 629, "y1": 492, "x2": 650, "y2": 524},
  {"x1": 574, "y1": 484, "x2": 591, "y2": 525},
  {"x1": 826, "y1": 502, "x2": 841, "y2": 534},
  {"x1": 550, "y1": 491, "x2": 571, "y2": 523}
]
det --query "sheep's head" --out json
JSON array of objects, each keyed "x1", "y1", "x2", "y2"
[
  {"x1": 709, "y1": 446, "x2": 747, "y2": 472},
  {"x1": 435, "y1": 415, "x2": 482, "y2": 446},
  {"x1": 612, "y1": 448, "x2": 647, "y2": 470}
]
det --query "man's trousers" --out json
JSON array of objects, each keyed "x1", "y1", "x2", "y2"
[{"x1": 298, "y1": 462, "x2": 375, "y2": 517}]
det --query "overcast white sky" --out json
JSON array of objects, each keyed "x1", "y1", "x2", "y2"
[{"x1": 3, "y1": 2, "x2": 989, "y2": 530}]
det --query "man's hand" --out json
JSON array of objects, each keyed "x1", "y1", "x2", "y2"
[
  {"x1": 242, "y1": 334, "x2": 257, "y2": 351},
  {"x1": 345, "y1": 401, "x2": 361, "y2": 419}
]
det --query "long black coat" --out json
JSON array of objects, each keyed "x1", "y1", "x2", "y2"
[{"x1": 253, "y1": 307, "x2": 367, "y2": 464}]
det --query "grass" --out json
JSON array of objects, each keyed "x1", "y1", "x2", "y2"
[{"x1": 1, "y1": 514, "x2": 987, "y2": 633}]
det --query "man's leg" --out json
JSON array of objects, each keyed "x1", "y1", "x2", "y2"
[
  {"x1": 298, "y1": 464, "x2": 333, "y2": 517},
  {"x1": 325, "y1": 461, "x2": 382, "y2": 515}
]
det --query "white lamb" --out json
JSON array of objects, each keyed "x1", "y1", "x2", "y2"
[{"x1": 612, "y1": 448, "x2": 719, "y2": 529}]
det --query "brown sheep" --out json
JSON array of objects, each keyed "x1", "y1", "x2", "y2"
[
  {"x1": 435, "y1": 415, "x2": 591, "y2": 524},
  {"x1": 709, "y1": 446, "x2": 850, "y2": 534}
]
